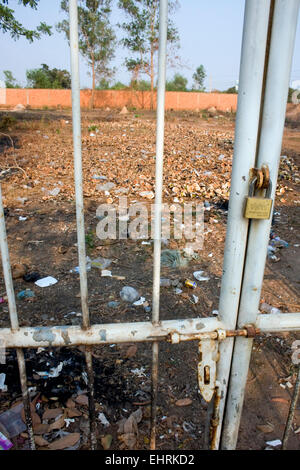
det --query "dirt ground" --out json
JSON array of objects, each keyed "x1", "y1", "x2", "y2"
[{"x1": 0, "y1": 107, "x2": 299, "y2": 451}]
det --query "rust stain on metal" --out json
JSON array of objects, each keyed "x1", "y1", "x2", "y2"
[
  {"x1": 85, "y1": 347, "x2": 97, "y2": 450},
  {"x1": 61, "y1": 328, "x2": 72, "y2": 345},
  {"x1": 210, "y1": 387, "x2": 222, "y2": 450}
]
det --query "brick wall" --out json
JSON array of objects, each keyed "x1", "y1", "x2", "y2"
[{"x1": 3, "y1": 88, "x2": 237, "y2": 112}]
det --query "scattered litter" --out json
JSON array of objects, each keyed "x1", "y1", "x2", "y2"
[
  {"x1": 120, "y1": 286, "x2": 140, "y2": 303},
  {"x1": 183, "y1": 421, "x2": 196, "y2": 434},
  {"x1": 133, "y1": 297, "x2": 146, "y2": 306},
  {"x1": 91, "y1": 257, "x2": 112, "y2": 270},
  {"x1": 101, "y1": 270, "x2": 112, "y2": 277},
  {"x1": 35, "y1": 276, "x2": 58, "y2": 288},
  {"x1": 212, "y1": 310, "x2": 219, "y2": 316},
  {"x1": 70, "y1": 256, "x2": 92, "y2": 273},
  {"x1": 18, "y1": 216, "x2": 27, "y2": 221},
  {"x1": 193, "y1": 271, "x2": 210, "y2": 281},
  {"x1": 0, "y1": 403, "x2": 27, "y2": 438},
  {"x1": 98, "y1": 413, "x2": 110, "y2": 427},
  {"x1": 64, "y1": 418, "x2": 75, "y2": 428},
  {"x1": 16, "y1": 197, "x2": 27, "y2": 205},
  {"x1": 185, "y1": 279, "x2": 197, "y2": 289},
  {"x1": 0, "y1": 431, "x2": 13, "y2": 450},
  {"x1": 0, "y1": 297, "x2": 6, "y2": 304},
  {"x1": 0, "y1": 373, "x2": 7, "y2": 392},
  {"x1": 92, "y1": 175, "x2": 107, "y2": 180},
  {"x1": 64, "y1": 311, "x2": 82, "y2": 318},
  {"x1": 96, "y1": 182, "x2": 115, "y2": 192},
  {"x1": 260, "y1": 303, "x2": 281, "y2": 315},
  {"x1": 160, "y1": 278, "x2": 172, "y2": 287},
  {"x1": 131, "y1": 367, "x2": 146, "y2": 377},
  {"x1": 139, "y1": 191, "x2": 155, "y2": 199},
  {"x1": 37, "y1": 362, "x2": 64, "y2": 379},
  {"x1": 270, "y1": 232, "x2": 289, "y2": 248},
  {"x1": 107, "y1": 301, "x2": 119, "y2": 309},
  {"x1": 266, "y1": 439, "x2": 282, "y2": 447},
  {"x1": 174, "y1": 288, "x2": 183, "y2": 294},
  {"x1": 161, "y1": 250, "x2": 188, "y2": 268},
  {"x1": 17, "y1": 289, "x2": 35, "y2": 300},
  {"x1": 191, "y1": 295, "x2": 199, "y2": 304},
  {"x1": 23, "y1": 272, "x2": 41, "y2": 283},
  {"x1": 48, "y1": 188, "x2": 61, "y2": 197},
  {"x1": 267, "y1": 245, "x2": 280, "y2": 262}
]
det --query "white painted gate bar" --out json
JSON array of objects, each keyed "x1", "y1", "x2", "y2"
[
  {"x1": 221, "y1": 0, "x2": 300, "y2": 450},
  {"x1": 212, "y1": 0, "x2": 272, "y2": 449}
]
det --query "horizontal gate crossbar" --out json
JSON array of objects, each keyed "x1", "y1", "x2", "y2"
[{"x1": 0, "y1": 313, "x2": 298, "y2": 349}]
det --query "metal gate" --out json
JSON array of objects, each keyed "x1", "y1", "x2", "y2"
[{"x1": 0, "y1": 0, "x2": 299, "y2": 451}]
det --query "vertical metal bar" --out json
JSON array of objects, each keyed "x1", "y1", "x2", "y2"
[
  {"x1": 282, "y1": 365, "x2": 300, "y2": 450},
  {"x1": 213, "y1": 0, "x2": 271, "y2": 449},
  {"x1": 0, "y1": 184, "x2": 35, "y2": 450},
  {"x1": 69, "y1": 0, "x2": 89, "y2": 326},
  {"x1": 69, "y1": 0, "x2": 97, "y2": 450},
  {"x1": 221, "y1": 0, "x2": 300, "y2": 450},
  {"x1": 150, "y1": 0, "x2": 168, "y2": 450}
]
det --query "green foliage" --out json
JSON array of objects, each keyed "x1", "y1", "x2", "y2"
[
  {"x1": 118, "y1": 0, "x2": 180, "y2": 81},
  {"x1": 88, "y1": 124, "x2": 98, "y2": 132},
  {"x1": 85, "y1": 230, "x2": 96, "y2": 252},
  {"x1": 0, "y1": 0, "x2": 51, "y2": 41},
  {"x1": 130, "y1": 79, "x2": 151, "y2": 91},
  {"x1": 110, "y1": 81, "x2": 128, "y2": 90},
  {"x1": 166, "y1": 74, "x2": 188, "y2": 92},
  {"x1": 223, "y1": 86, "x2": 238, "y2": 94},
  {"x1": 26, "y1": 64, "x2": 71, "y2": 89},
  {"x1": 288, "y1": 87, "x2": 297, "y2": 103},
  {"x1": 3, "y1": 70, "x2": 20, "y2": 88},
  {"x1": 57, "y1": 0, "x2": 116, "y2": 93},
  {"x1": 96, "y1": 78, "x2": 110, "y2": 90},
  {"x1": 192, "y1": 65, "x2": 206, "y2": 91}
]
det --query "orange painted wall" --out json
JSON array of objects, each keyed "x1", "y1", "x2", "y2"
[{"x1": 4, "y1": 88, "x2": 237, "y2": 112}]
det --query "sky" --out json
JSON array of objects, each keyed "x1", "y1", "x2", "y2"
[{"x1": 0, "y1": 0, "x2": 300, "y2": 90}]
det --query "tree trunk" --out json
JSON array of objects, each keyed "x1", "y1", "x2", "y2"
[
  {"x1": 150, "y1": 45, "x2": 154, "y2": 110},
  {"x1": 91, "y1": 59, "x2": 95, "y2": 110}
]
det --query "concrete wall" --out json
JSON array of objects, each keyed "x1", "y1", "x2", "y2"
[{"x1": 2, "y1": 88, "x2": 238, "y2": 112}]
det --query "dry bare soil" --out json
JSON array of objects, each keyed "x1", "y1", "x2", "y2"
[{"x1": 0, "y1": 107, "x2": 299, "y2": 451}]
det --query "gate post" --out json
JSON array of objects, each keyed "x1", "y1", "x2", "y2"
[
  {"x1": 212, "y1": 0, "x2": 272, "y2": 449},
  {"x1": 221, "y1": 0, "x2": 300, "y2": 450}
]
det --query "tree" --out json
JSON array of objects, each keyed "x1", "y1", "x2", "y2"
[
  {"x1": 26, "y1": 64, "x2": 71, "y2": 89},
  {"x1": 110, "y1": 81, "x2": 128, "y2": 90},
  {"x1": 118, "y1": 0, "x2": 180, "y2": 109},
  {"x1": 0, "y1": 0, "x2": 51, "y2": 41},
  {"x1": 3, "y1": 70, "x2": 20, "y2": 88},
  {"x1": 224, "y1": 86, "x2": 238, "y2": 94},
  {"x1": 57, "y1": 0, "x2": 116, "y2": 108},
  {"x1": 166, "y1": 73, "x2": 187, "y2": 92},
  {"x1": 192, "y1": 65, "x2": 206, "y2": 91}
]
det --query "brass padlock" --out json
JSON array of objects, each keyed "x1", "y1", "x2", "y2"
[{"x1": 244, "y1": 177, "x2": 273, "y2": 219}]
